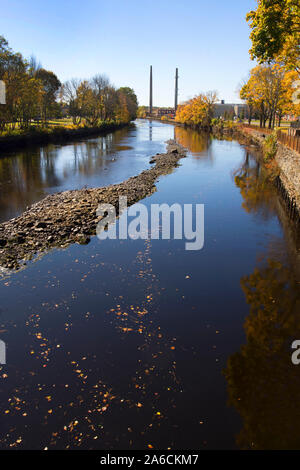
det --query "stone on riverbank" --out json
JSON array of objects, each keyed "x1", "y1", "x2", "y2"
[{"x1": 0, "y1": 140, "x2": 186, "y2": 270}]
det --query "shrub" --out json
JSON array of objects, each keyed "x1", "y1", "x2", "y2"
[
  {"x1": 225, "y1": 120, "x2": 237, "y2": 129},
  {"x1": 211, "y1": 117, "x2": 224, "y2": 129},
  {"x1": 263, "y1": 132, "x2": 277, "y2": 162}
]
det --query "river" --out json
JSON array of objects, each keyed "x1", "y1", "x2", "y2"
[{"x1": 0, "y1": 119, "x2": 299, "y2": 450}]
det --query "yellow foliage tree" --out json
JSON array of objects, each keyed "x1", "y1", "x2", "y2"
[
  {"x1": 247, "y1": 0, "x2": 300, "y2": 74},
  {"x1": 240, "y1": 63, "x2": 300, "y2": 128},
  {"x1": 175, "y1": 91, "x2": 218, "y2": 129}
]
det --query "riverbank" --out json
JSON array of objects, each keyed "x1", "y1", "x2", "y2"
[
  {"x1": 149, "y1": 119, "x2": 300, "y2": 219},
  {"x1": 234, "y1": 125, "x2": 300, "y2": 218},
  {"x1": 0, "y1": 121, "x2": 129, "y2": 152},
  {"x1": 0, "y1": 140, "x2": 186, "y2": 270}
]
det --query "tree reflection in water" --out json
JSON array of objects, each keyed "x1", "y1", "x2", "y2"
[
  {"x1": 225, "y1": 151, "x2": 300, "y2": 449},
  {"x1": 233, "y1": 151, "x2": 277, "y2": 219},
  {"x1": 225, "y1": 260, "x2": 300, "y2": 449},
  {"x1": 174, "y1": 127, "x2": 211, "y2": 156},
  {"x1": 0, "y1": 128, "x2": 130, "y2": 223}
]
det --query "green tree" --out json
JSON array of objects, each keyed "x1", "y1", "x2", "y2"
[
  {"x1": 247, "y1": 0, "x2": 300, "y2": 73},
  {"x1": 117, "y1": 87, "x2": 138, "y2": 120},
  {"x1": 0, "y1": 35, "x2": 27, "y2": 129},
  {"x1": 35, "y1": 68, "x2": 61, "y2": 122}
]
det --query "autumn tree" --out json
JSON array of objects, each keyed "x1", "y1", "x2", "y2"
[
  {"x1": 175, "y1": 91, "x2": 218, "y2": 129},
  {"x1": 115, "y1": 91, "x2": 130, "y2": 123},
  {"x1": 1, "y1": 35, "x2": 137, "y2": 131},
  {"x1": 137, "y1": 106, "x2": 147, "y2": 118},
  {"x1": 280, "y1": 69, "x2": 300, "y2": 122},
  {"x1": 35, "y1": 68, "x2": 61, "y2": 122},
  {"x1": 62, "y1": 76, "x2": 137, "y2": 126},
  {"x1": 117, "y1": 87, "x2": 138, "y2": 120},
  {"x1": 0, "y1": 36, "x2": 60, "y2": 129},
  {"x1": 247, "y1": 0, "x2": 300, "y2": 73},
  {"x1": 240, "y1": 63, "x2": 299, "y2": 128},
  {"x1": 62, "y1": 77, "x2": 107, "y2": 126},
  {"x1": 28, "y1": 55, "x2": 42, "y2": 77},
  {"x1": 16, "y1": 75, "x2": 44, "y2": 127},
  {"x1": 61, "y1": 78, "x2": 83, "y2": 125},
  {"x1": 225, "y1": 260, "x2": 300, "y2": 449},
  {"x1": 0, "y1": 35, "x2": 27, "y2": 128},
  {"x1": 90, "y1": 74, "x2": 111, "y2": 121}
]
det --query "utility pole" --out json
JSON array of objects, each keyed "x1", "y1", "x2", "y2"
[
  {"x1": 149, "y1": 65, "x2": 153, "y2": 115},
  {"x1": 174, "y1": 68, "x2": 178, "y2": 112}
]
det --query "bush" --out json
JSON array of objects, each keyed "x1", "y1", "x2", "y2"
[
  {"x1": 211, "y1": 118, "x2": 219, "y2": 126},
  {"x1": 211, "y1": 117, "x2": 224, "y2": 129},
  {"x1": 263, "y1": 132, "x2": 277, "y2": 162},
  {"x1": 225, "y1": 120, "x2": 237, "y2": 129}
]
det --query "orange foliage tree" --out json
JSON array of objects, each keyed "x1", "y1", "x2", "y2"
[{"x1": 175, "y1": 91, "x2": 218, "y2": 128}]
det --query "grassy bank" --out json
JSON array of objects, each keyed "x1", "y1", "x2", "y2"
[{"x1": 0, "y1": 121, "x2": 130, "y2": 152}]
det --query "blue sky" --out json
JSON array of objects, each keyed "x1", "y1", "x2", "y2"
[{"x1": 1, "y1": 0, "x2": 257, "y2": 106}]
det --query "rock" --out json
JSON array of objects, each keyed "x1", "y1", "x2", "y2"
[
  {"x1": 0, "y1": 141, "x2": 186, "y2": 269},
  {"x1": 76, "y1": 234, "x2": 91, "y2": 245},
  {"x1": 36, "y1": 221, "x2": 49, "y2": 229}
]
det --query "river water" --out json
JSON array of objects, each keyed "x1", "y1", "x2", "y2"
[{"x1": 0, "y1": 119, "x2": 299, "y2": 450}]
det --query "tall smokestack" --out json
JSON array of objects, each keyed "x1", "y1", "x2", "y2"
[
  {"x1": 174, "y1": 68, "x2": 178, "y2": 112},
  {"x1": 149, "y1": 65, "x2": 153, "y2": 115}
]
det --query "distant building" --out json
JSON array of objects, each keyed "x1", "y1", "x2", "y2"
[
  {"x1": 283, "y1": 113, "x2": 300, "y2": 122},
  {"x1": 146, "y1": 107, "x2": 175, "y2": 118},
  {"x1": 157, "y1": 108, "x2": 175, "y2": 118},
  {"x1": 214, "y1": 100, "x2": 249, "y2": 119}
]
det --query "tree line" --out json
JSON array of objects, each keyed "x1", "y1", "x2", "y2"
[
  {"x1": 0, "y1": 35, "x2": 138, "y2": 131},
  {"x1": 62, "y1": 78, "x2": 137, "y2": 126}
]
